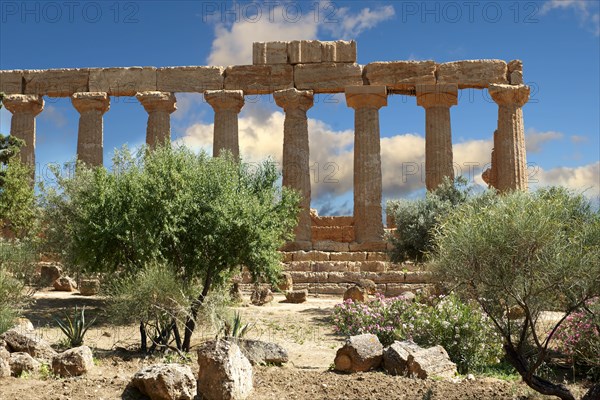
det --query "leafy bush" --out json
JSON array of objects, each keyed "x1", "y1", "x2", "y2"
[
  {"x1": 386, "y1": 177, "x2": 473, "y2": 262},
  {"x1": 331, "y1": 293, "x2": 502, "y2": 373},
  {"x1": 431, "y1": 188, "x2": 600, "y2": 399},
  {"x1": 42, "y1": 145, "x2": 300, "y2": 351}
]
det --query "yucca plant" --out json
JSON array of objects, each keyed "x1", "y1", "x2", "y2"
[
  {"x1": 54, "y1": 306, "x2": 96, "y2": 348},
  {"x1": 219, "y1": 311, "x2": 253, "y2": 341}
]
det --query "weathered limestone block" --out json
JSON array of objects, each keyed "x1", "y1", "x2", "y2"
[
  {"x1": 237, "y1": 339, "x2": 288, "y2": 365},
  {"x1": 285, "y1": 289, "x2": 308, "y2": 303},
  {"x1": 250, "y1": 287, "x2": 273, "y2": 306},
  {"x1": 23, "y1": 68, "x2": 89, "y2": 96},
  {"x1": 370, "y1": 271, "x2": 405, "y2": 284},
  {"x1": 327, "y1": 271, "x2": 362, "y2": 283},
  {"x1": 276, "y1": 272, "x2": 293, "y2": 292},
  {"x1": 289, "y1": 271, "x2": 328, "y2": 284},
  {"x1": 132, "y1": 363, "x2": 197, "y2": 400},
  {"x1": 51, "y1": 346, "x2": 94, "y2": 377},
  {"x1": 366, "y1": 252, "x2": 388, "y2": 261},
  {"x1": 385, "y1": 283, "x2": 421, "y2": 297},
  {"x1": 349, "y1": 242, "x2": 388, "y2": 252},
  {"x1": 408, "y1": 345, "x2": 457, "y2": 379},
  {"x1": 510, "y1": 71, "x2": 524, "y2": 85},
  {"x1": 311, "y1": 215, "x2": 354, "y2": 227},
  {"x1": 53, "y1": 276, "x2": 77, "y2": 292},
  {"x1": 330, "y1": 252, "x2": 367, "y2": 262},
  {"x1": 295, "y1": 63, "x2": 362, "y2": 93},
  {"x1": 383, "y1": 340, "x2": 422, "y2": 376},
  {"x1": 281, "y1": 252, "x2": 294, "y2": 263},
  {"x1": 157, "y1": 66, "x2": 223, "y2": 92},
  {"x1": 508, "y1": 61, "x2": 524, "y2": 84},
  {"x1": 288, "y1": 40, "x2": 322, "y2": 64},
  {"x1": 311, "y1": 283, "x2": 349, "y2": 295},
  {"x1": 334, "y1": 334, "x2": 383, "y2": 373},
  {"x1": 0, "y1": 70, "x2": 23, "y2": 94},
  {"x1": 9, "y1": 352, "x2": 40, "y2": 377},
  {"x1": 293, "y1": 250, "x2": 330, "y2": 262},
  {"x1": 1, "y1": 329, "x2": 56, "y2": 362},
  {"x1": 359, "y1": 261, "x2": 386, "y2": 272},
  {"x1": 343, "y1": 285, "x2": 367, "y2": 302},
  {"x1": 252, "y1": 42, "x2": 267, "y2": 65},
  {"x1": 0, "y1": 357, "x2": 10, "y2": 378},
  {"x1": 39, "y1": 263, "x2": 62, "y2": 286},
  {"x1": 89, "y1": 67, "x2": 156, "y2": 96},
  {"x1": 285, "y1": 261, "x2": 312, "y2": 272},
  {"x1": 507, "y1": 59, "x2": 523, "y2": 73},
  {"x1": 313, "y1": 261, "x2": 348, "y2": 272},
  {"x1": 79, "y1": 278, "x2": 100, "y2": 296},
  {"x1": 224, "y1": 64, "x2": 293, "y2": 94},
  {"x1": 266, "y1": 41, "x2": 289, "y2": 64},
  {"x1": 436, "y1": 60, "x2": 508, "y2": 88},
  {"x1": 404, "y1": 271, "x2": 431, "y2": 283},
  {"x1": 320, "y1": 40, "x2": 358, "y2": 63},
  {"x1": 312, "y1": 241, "x2": 350, "y2": 252},
  {"x1": 197, "y1": 340, "x2": 253, "y2": 400},
  {"x1": 363, "y1": 61, "x2": 436, "y2": 92},
  {"x1": 137, "y1": 91, "x2": 177, "y2": 148},
  {"x1": 311, "y1": 226, "x2": 355, "y2": 242}
]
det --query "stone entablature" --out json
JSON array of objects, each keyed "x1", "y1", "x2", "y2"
[{"x1": 0, "y1": 40, "x2": 530, "y2": 250}]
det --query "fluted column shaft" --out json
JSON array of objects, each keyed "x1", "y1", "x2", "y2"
[
  {"x1": 205, "y1": 90, "x2": 244, "y2": 158},
  {"x1": 345, "y1": 86, "x2": 387, "y2": 244},
  {"x1": 2, "y1": 95, "x2": 44, "y2": 167},
  {"x1": 274, "y1": 89, "x2": 314, "y2": 247},
  {"x1": 416, "y1": 84, "x2": 457, "y2": 191},
  {"x1": 489, "y1": 84, "x2": 530, "y2": 192},
  {"x1": 72, "y1": 92, "x2": 110, "y2": 166},
  {"x1": 136, "y1": 91, "x2": 177, "y2": 149}
]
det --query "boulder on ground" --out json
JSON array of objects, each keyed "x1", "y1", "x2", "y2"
[
  {"x1": 237, "y1": 339, "x2": 288, "y2": 366},
  {"x1": 334, "y1": 333, "x2": 383, "y2": 373},
  {"x1": 131, "y1": 363, "x2": 197, "y2": 400},
  {"x1": 197, "y1": 339, "x2": 253, "y2": 400},
  {"x1": 250, "y1": 287, "x2": 273, "y2": 306},
  {"x1": 0, "y1": 328, "x2": 57, "y2": 362},
  {"x1": 343, "y1": 285, "x2": 367, "y2": 302},
  {"x1": 53, "y1": 276, "x2": 77, "y2": 291},
  {"x1": 285, "y1": 289, "x2": 308, "y2": 303},
  {"x1": 0, "y1": 339, "x2": 10, "y2": 360},
  {"x1": 383, "y1": 340, "x2": 457, "y2": 379},
  {"x1": 39, "y1": 263, "x2": 62, "y2": 286},
  {"x1": 230, "y1": 282, "x2": 244, "y2": 304},
  {"x1": 0, "y1": 357, "x2": 10, "y2": 378},
  {"x1": 9, "y1": 352, "x2": 40, "y2": 376},
  {"x1": 12, "y1": 317, "x2": 34, "y2": 332},
  {"x1": 52, "y1": 345, "x2": 94, "y2": 377},
  {"x1": 79, "y1": 278, "x2": 100, "y2": 296},
  {"x1": 276, "y1": 272, "x2": 293, "y2": 292}
]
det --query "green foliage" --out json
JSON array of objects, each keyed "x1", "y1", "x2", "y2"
[
  {"x1": 0, "y1": 147, "x2": 36, "y2": 239},
  {"x1": 431, "y1": 188, "x2": 600, "y2": 398},
  {"x1": 42, "y1": 145, "x2": 300, "y2": 286},
  {"x1": 218, "y1": 311, "x2": 254, "y2": 339},
  {"x1": 386, "y1": 177, "x2": 474, "y2": 262},
  {"x1": 331, "y1": 293, "x2": 502, "y2": 373},
  {"x1": 53, "y1": 306, "x2": 96, "y2": 348},
  {"x1": 107, "y1": 262, "x2": 194, "y2": 332}
]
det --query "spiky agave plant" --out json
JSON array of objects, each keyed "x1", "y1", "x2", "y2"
[
  {"x1": 219, "y1": 311, "x2": 253, "y2": 341},
  {"x1": 54, "y1": 306, "x2": 96, "y2": 348}
]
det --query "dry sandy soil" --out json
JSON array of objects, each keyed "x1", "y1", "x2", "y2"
[{"x1": 0, "y1": 290, "x2": 592, "y2": 400}]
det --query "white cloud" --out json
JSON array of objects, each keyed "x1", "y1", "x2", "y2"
[
  {"x1": 525, "y1": 128, "x2": 564, "y2": 153},
  {"x1": 541, "y1": 0, "x2": 600, "y2": 36},
  {"x1": 39, "y1": 105, "x2": 68, "y2": 128},
  {"x1": 570, "y1": 134, "x2": 588, "y2": 143},
  {"x1": 321, "y1": 4, "x2": 396, "y2": 38},
  {"x1": 532, "y1": 161, "x2": 600, "y2": 198}
]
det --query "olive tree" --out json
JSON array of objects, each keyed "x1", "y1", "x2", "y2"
[
  {"x1": 431, "y1": 188, "x2": 600, "y2": 400},
  {"x1": 42, "y1": 145, "x2": 300, "y2": 352}
]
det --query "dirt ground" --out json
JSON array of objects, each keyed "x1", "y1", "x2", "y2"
[{"x1": 0, "y1": 290, "x2": 592, "y2": 400}]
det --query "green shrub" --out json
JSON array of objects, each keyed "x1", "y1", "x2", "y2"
[
  {"x1": 386, "y1": 177, "x2": 473, "y2": 262},
  {"x1": 0, "y1": 269, "x2": 25, "y2": 334},
  {"x1": 431, "y1": 188, "x2": 600, "y2": 399},
  {"x1": 331, "y1": 293, "x2": 502, "y2": 373}
]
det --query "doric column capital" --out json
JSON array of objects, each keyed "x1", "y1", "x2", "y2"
[
  {"x1": 204, "y1": 90, "x2": 244, "y2": 113},
  {"x1": 489, "y1": 84, "x2": 530, "y2": 107},
  {"x1": 416, "y1": 84, "x2": 458, "y2": 108},
  {"x1": 136, "y1": 91, "x2": 177, "y2": 113},
  {"x1": 345, "y1": 86, "x2": 387, "y2": 110},
  {"x1": 273, "y1": 88, "x2": 314, "y2": 111},
  {"x1": 71, "y1": 92, "x2": 110, "y2": 114},
  {"x1": 2, "y1": 94, "x2": 44, "y2": 116}
]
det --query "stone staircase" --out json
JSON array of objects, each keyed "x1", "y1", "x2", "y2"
[{"x1": 241, "y1": 249, "x2": 432, "y2": 297}]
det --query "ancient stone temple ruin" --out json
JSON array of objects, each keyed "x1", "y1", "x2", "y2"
[{"x1": 0, "y1": 40, "x2": 529, "y2": 295}]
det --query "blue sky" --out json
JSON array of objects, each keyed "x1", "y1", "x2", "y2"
[{"x1": 1, "y1": 0, "x2": 599, "y2": 214}]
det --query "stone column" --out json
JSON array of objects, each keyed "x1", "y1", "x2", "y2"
[
  {"x1": 204, "y1": 90, "x2": 244, "y2": 158},
  {"x1": 274, "y1": 88, "x2": 314, "y2": 249},
  {"x1": 136, "y1": 91, "x2": 177, "y2": 149},
  {"x1": 71, "y1": 92, "x2": 110, "y2": 166},
  {"x1": 345, "y1": 86, "x2": 387, "y2": 244},
  {"x1": 489, "y1": 84, "x2": 530, "y2": 192},
  {"x1": 416, "y1": 84, "x2": 458, "y2": 191},
  {"x1": 2, "y1": 94, "x2": 44, "y2": 167}
]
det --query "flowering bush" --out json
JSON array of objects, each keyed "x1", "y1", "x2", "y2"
[
  {"x1": 552, "y1": 298, "x2": 600, "y2": 375},
  {"x1": 331, "y1": 293, "x2": 503, "y2": 373}
]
